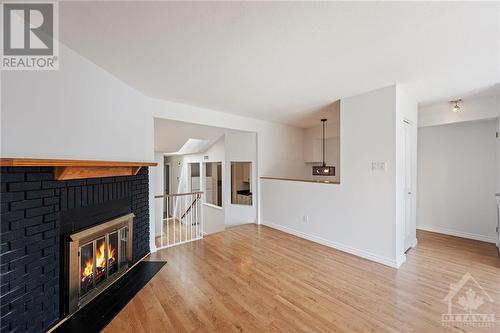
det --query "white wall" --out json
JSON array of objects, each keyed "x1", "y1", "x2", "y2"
[
  {"x1": 200, "y1": 137, "x2": 226, "y2": 234},
  {"x1": 262, "y1": 86, "x2": 416, "y2": 268},
  {"x1": 496, "y1": 95, "x2": 499, "y2": 248},
  {"x1": 150, "y1": 152, "x2": 166, "y2": 251},
  {"x1": 1, "y1": 43, "x2": 154, "y2": 162},
  {"x1": 2, "y1": 41, "x2": 419, "y2": 266},
  {"x1": 224, "y1": 131, "x2": 258, "y2": 226},
  {"x1": 1, "y1": 41, "x2": 306, "y2": 249},
  {"x1": 1, "y1": 42, "x2": 305, "y2": 176},
  {"x1": 497, "y1": 95, "x2": 500, "y2": 196},
  {"x1": 417, "y1": 120, "x2": 498, "y2": 243}
]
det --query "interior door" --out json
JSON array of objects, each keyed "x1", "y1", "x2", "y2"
[
  {"x1": 403, "y1": 120, "x2": 413, "y2": 251},
  {"x1": 497, "y1": 117, "x2": 500, "y2": 251}
]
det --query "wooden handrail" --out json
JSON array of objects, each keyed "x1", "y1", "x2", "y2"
[
  {"x1": 181, "y1": 197, "x2": 199, "y2": 220},
  {"x1": 154, "y1": 191, "x2": 203, "y2": 199}
]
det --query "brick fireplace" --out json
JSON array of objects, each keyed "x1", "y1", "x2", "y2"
[{"x1": 0, "y1": 166, "x2": 151, "y2": 332}]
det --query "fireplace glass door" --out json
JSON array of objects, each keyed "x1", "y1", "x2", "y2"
[
  {"x1": 119, "y1": 227, "x2": 128, "y2": 268},
  {"x1": 108, "y1": 231, "x2": 118, "y2": 276},
  {"x1": 80, "y1": 242, "x2": 94, "y2": 297},
  {"x1": 95, "y1": 237, "x2": 107, "y2": 286},
  {"x1": 78, "y1": 226, "x2": 129, "y2": 298}
]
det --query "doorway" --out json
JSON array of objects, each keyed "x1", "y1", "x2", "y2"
[{"x1": 189, "y1": 163, "x2": 201, "y2": 192}]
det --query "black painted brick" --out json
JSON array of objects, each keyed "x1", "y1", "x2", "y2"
[
  {"x1": 25, "y1": 223, "x2": 53, "y2": 236},
  {"x1": 1, "y1": 211, "x2": 24, "y2": 223},
  {"x1": 25, "y1": 206, "x2": 53, "y2": 218},
  {"x1": 0, "y1": 192, "x2": 24, "y2": 203},
  {"x1": 43, "y1": 212, "x2": 58, "y2": 223},
  {"x1": 26, "y1": 173, "x2": 52, "y2": 182},
  {"x1": 10, "y1": 216, "x2": 43, "y2": 230},
  {"x1": 43, "y1": 197, "x2": 58, "y2": 206},
  {"x1": 10, "y1": 199, "x2": 42, "y2": 211},
  {"x1": 0, "y1": 173, "x2": 25, "y2": 183},
  {"x1": 26, "y1": 189, "x2": 54, "y2": 200},
  {"x1": 65, "y1": 180, "x2": 86, "y2": 187},
  {"x1": 8, "y1": 182, "x2": 40, "y2": 192},
  {"x1": 0, "y1": 166, "x2": 150, "y2": 333},
  {"x1": 85, "y1": 178, "x2": 101, "y2": 185},
  {"x1": 41, "y1": 181, "x2": 66, "y2": 189}
]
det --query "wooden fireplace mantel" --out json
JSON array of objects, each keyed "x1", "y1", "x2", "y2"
[{"x1": 0, "y1": 158, "x2": 157, "y2": 180}]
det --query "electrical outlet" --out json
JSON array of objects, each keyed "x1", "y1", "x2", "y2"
[{"x1": 303, "y1": 215, "x2": 309, "y2": 223}]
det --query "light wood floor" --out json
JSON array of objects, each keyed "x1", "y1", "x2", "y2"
[{"x1": 104, "y1": 225, "x2": 500, "y2": 332}]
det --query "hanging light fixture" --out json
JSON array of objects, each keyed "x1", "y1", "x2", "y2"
[
  {"x1": 312, "y1": 119, "x2": 335, "y2": 176},
  {"x1": 451, "y1": 99, "x2": 463, "y2": 113}
]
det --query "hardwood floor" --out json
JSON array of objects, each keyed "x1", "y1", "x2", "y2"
[{"x1": 104, "y1": 225, "x2": 500, "y2": 332}]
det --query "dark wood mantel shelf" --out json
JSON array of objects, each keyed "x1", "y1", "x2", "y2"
[{"x1": 0, "y1": 158, "x2": 157, "y2": 180}]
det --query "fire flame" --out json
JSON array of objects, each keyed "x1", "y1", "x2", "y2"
[
  {"x1": 81, "y1": 242, "x2": 117, "y2": 282},
  {"x1": 82, "y1": 259, "x2": 93, "y2": 281},
  {"x1": 96, "y1": 242, "x2": 106, "y2": 269}
]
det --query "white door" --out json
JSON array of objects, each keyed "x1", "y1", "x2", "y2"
[
  {"x1": 403, "y1": 120, "x2": 413, "y2": 251},
  {"x1": 497, "y1": 118, "x2": 500, "y2": 250}
]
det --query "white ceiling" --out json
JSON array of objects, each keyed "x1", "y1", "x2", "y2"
[
  {"x1": 154, "y1": 118, "x2": 227, "y2": 153},
  {"x1": 60, "y1": 1, "x2": 499, "y2": 126}
]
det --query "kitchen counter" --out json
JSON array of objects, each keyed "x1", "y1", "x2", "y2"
[
  {"x1": 260, "y1": 176, "x2": 340, "y2": 184},
  {"x1": 237, "y1": 190, "x2": 252, "y2": 196}
]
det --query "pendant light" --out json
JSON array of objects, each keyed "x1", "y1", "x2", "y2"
[{"x1": 312, "y1": 119, "x2": 335, "y2": 176}]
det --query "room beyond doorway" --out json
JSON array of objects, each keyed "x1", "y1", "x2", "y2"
[{"x1": 152, "y1": 118, "x2": 258, "y2": 250}]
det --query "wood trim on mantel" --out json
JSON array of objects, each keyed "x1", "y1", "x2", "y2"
[
  {"x1": 0, "y1": 158, "x2": 157, "y2": 167},
  {"x1": 0, "y1": 158, "x2": 157, "y2": 180}
]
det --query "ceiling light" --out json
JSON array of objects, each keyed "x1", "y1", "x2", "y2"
[
  {"x1": 312, "y1": 119, "x2": 335, "y2": 177},
  {"x1": 451, "y1": 99, "x2": 463, "y2": 113}
]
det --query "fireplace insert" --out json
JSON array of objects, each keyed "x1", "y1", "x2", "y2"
[{"x1": 64, "y1": 213, "x2": 134, "y2": 315}]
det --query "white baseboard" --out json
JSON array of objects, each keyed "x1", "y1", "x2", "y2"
[
  {"x1": 417, "y1": 224, "x2": 497, "y2": 244},
  {"x1": 396, "y1": 253, "x2": 407, "y2": 267},
  {"x1": 261, "y1": 221, "x2": 400, "y2": 268}
]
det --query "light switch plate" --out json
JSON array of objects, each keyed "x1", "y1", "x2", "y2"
[{"x1": 371, "y1": 162, "x2": 387, "y2": 171}]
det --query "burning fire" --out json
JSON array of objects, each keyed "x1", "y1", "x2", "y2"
[
  {"x1": 96, "y1": 242, "x2": 106, "y2": 270},
  {"x1": 81, "y1": 242, "x2": 117, "y2": 283},
  {"x1": 82, "y1": 259, "x2": 93, "y2": 281}
]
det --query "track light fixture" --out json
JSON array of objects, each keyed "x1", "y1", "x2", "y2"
[{"x1": 450, "y1": 99, "x2": 463, "y2": 113}]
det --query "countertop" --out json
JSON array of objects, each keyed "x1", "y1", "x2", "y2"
[
  {"x1": 260, "y1": 176, "x2": 340, "y2": 185},
  {"x1": 237, "y1": 190, "x2": 252, "y2": 196}
]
